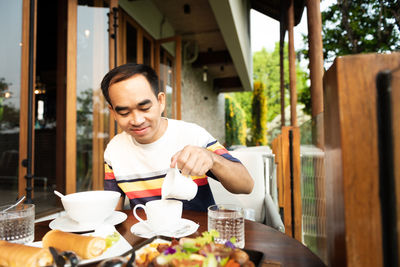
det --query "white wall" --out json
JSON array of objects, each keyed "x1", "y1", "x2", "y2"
[{"x1": 181, "y1": 67, "x2": 226, "y2": 144}]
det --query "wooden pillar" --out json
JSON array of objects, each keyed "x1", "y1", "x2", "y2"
[
  {"x1": 307, "y1": 0, "x2": 324, "y2": 148},
  {"x1": 175, "y1": 35, "x2": 182, "y2": 120},
  {"x1": 279, "y1": 9, "x2": 286, "y2": 128},
  {"x1": 65, "y1": 0, "x2": 77, "y2": 194},
  {"x1": 18, "y1": 0, "x2": 31, "y2": 197},
  {"x1": 279, "y1": 36, "x2": 285, "y2": 127},
  {"x1": 108, "y1": 0, "x2": 118, "y2": 139},
  {"x1": 287, "y1": 0, "x2": 297, "y2": 127},
  {"x1": 306, "y1": 0, "x2": 324, "y2": 117}
]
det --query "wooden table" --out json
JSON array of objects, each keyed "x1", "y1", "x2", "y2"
[{"x1": 35, "y1": 210, "x2": 326, "y2": 267}]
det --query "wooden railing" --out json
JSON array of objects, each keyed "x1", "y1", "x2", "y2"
[
  {"x1": 323, "y1": 52, "x2": 400, "y2": 267},
  {"x1": 272, "y1": 126, "x2": 302, "y2": 241}
]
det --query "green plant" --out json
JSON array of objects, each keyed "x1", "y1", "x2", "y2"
[
  {"x1": 225, "y1": 95, "x2": 247, "y2": 147},
  {"x1": 251, "y1": 81, "x2": 268, "y2": 146}
]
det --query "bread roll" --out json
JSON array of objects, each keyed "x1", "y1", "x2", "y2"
[
  {"x1": 0, "y1": 240, "x2": 53, "y2": 267},
  {"x1": 42, "y1": 229, "x2": 106, "y2": 259}
]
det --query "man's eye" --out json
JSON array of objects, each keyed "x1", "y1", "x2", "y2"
[
  {"x1": 141, "y1": 106, "x2": 151, "y2": 111},
  {"x1": 118, "y1": 112, "x2": 129, "y2": 116}
]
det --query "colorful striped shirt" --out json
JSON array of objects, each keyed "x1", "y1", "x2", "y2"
[{"x1": 104, "y1": 119, "x2": 239, "y2": 211}]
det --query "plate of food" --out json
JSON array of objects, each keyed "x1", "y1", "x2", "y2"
[{"x1": 99, "y1": 230, "x2": 263, "y2": 267}]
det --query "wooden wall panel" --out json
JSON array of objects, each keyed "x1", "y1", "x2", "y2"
[
  {"x1": 272, "y1": 127, "x2": 301, "y2": 241},
  {"x1": 291, "y1": 127, "x2": 302, "y2": 242},
  {"x1": 281, "y1": 127, "x2": 292, "y2": 236},
  {"x1": 281, "y1": 126, "x2": 301, "y2": 241},
  {"x1": 391, "y1": 64, "x2": 400, "y2": 262},
  {"x1": 323, "y1": 52, "x2": 400, "y2": 267}
]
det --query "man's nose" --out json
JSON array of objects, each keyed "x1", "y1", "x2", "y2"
[{"x1": 129, "y1": 112, "x2": 145, "y2": 126}]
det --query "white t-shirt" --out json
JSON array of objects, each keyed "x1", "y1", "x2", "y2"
[{"x1": 104, "y1": 119, "x2": 239, "y2": 211}]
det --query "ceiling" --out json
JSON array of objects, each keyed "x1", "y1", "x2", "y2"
[
  {"x1": 151, "y1": 0, "x2": 306, "y2": 93},
  {"x1": 251, "y1": 0, "x2": 306, "y2": 27}
]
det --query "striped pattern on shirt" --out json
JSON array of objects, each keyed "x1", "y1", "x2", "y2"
[{"x1": 104, "y1": 140, "x2": 239, "y2": 207}]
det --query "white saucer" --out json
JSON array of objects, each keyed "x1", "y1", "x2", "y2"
[
  {"x1": 130, "y1": 218, "x2": 199, "y2": 239},
  {"x1": 49, "y1": 211, "x2": 127, "y2": 232}
]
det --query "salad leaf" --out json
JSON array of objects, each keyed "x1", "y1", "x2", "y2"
[
  {"x1": 183, "y1": 242, "x2": 201, "y2": 253},
  {"x1": 202, "y1": 254, "x2": 218, "y2": 267},
  {"x1": 193, "y1": 230, "x2": 220, "y2": 246},
  {"x1": 220, "y1": 256, "x2": 230, "y2": 266},
  {"x1": 105, "y1": 231, "x2": 120, "y2": 248}
]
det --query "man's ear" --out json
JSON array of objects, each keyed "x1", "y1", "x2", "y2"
[{"x1": 157, "y1": 92, "x2": 166, "y2": 114}]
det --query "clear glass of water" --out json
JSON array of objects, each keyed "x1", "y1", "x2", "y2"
[
  {"x1": 208, "y1": 204, "x2": 245, "y2": 248},
  {"x1": 0, "y1": 203, "x2": 35, "y2": 244}
]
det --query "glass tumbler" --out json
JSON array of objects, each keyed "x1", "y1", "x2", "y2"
[
  {"x1": 208, "y1": 204, "x2": 245, "y2": 248},
  {"x1": 0, "y1": 203, "x2": 35, "y2": 244}
]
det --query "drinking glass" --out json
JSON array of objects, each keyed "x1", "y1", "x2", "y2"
[
  {"x1": 0, "y1": 203, "x2": 35, "y2": 244},
  {"x1": 208, "y1": 204, "x2": 245, "y2": 248}
]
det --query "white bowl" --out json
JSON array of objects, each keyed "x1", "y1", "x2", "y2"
[{"x1": 61, "y1": 190, "x2": 121, "y2": 226}]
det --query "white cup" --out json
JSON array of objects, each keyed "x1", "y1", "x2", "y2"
[
  {"x1": 161, "y1": 167, "x2": 198, "y2": 200},
  {"x1": 133, "y1": 199, "x2": 183, "y2": 232}
]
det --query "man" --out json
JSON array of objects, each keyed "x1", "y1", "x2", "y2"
[{"x1": 101, "y1": 63, "x2": 254, "y2": 211}]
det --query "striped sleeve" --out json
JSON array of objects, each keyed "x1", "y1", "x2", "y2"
[
  {"x1": 104, "y1": 162, "x2": 124, "y2": 195},
  {"x1": 206, "y1": 140, "x2": 241, "y2": 163},
  {"x1": 205, "y1": 140, "x2": 241, "y2": 181}
]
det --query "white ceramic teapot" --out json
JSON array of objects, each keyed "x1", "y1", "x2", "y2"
[{"x1": 161, "y1": 167, "x2": 198, "y2": 200}]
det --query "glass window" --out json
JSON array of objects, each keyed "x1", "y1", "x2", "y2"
[
  {"x1": 143, "y1": 36, "x2": 151, "y2": 66},
  {"x1": 0, "y1": 0, "x2": 23, "y2": 203},
  {"x1": 34, "y1": 0, "x2": 62, "y2": 214},
  {"x1": 77, "y1": 2, "x2": 110, "y2": 191},
  {"x1": 159, "y1": 47, "x2": 175, "y2": 118},
  {"x1": 126, "y1": 22, "x2": 137, "y2": 64}
]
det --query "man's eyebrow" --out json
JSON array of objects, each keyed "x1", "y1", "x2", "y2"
[
  {"x1": 114, "y1": 106, "x2": 129, "y2": 112},
  {"x1": 138, "y1": 99, "x2": 152, "y2": 106}
]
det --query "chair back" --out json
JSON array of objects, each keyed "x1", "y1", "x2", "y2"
[{"x1": 209, "y1": 149, "x2": 271, "y2": 223}]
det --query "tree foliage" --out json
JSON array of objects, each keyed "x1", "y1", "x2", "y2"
[
  {"x1": 251, "y1": 81, "x2": 268, "y2": 145},
  {"x1": 225, "y1": 95, "x2": 247, "y2": 147},
  {"x1": 0, "y1": 77, "x2": 19, "y2": 129},
  {"x1": 229, "y1": 91, "x2": 252, "y2": 128},
  {"x1": 253, "y1": 43, "x2": 310, "y2": 118},
  {"x1": 253, "y1": 45, "x2": 288, "y2": 122},
  {"x1": 319, "y1": 0, "x2": 400, "y2": 64},
  {"x1": 225, "y1": 42, "x2": 310, "y2": 145}
]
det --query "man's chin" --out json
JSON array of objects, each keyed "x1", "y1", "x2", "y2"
[{"x1": 128, "y1": 132, "x2": 152, "y2": 144}]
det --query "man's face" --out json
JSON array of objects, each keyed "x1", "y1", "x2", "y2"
[{"x1": 108, "y1": 74, "x2": 166, "y2": 144}]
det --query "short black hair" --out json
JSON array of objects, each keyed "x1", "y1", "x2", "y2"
[{"x1": 101, "y1": 63, "x2": 160, "y2": 106}]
